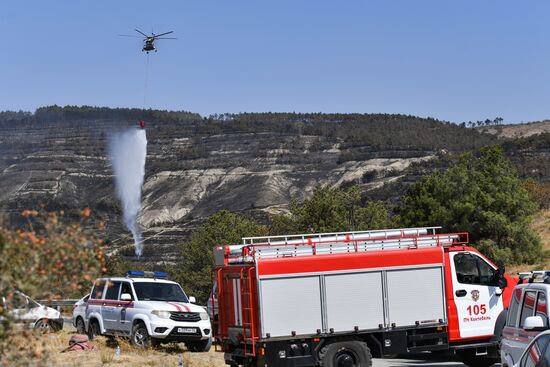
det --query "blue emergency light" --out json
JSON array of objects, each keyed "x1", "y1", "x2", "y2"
[{"x1": 127, "y1": 270, "x2": 168, "y2": 278}]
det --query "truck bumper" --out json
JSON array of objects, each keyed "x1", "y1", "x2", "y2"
[{"x1": 149, "y1": 319, "x2": 211, "y2": 342}]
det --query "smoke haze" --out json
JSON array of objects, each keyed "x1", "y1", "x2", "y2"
[{"x1": 109, "y1": 128, "x2": 148, "y2": 257}]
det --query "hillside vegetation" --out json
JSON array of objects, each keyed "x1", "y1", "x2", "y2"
[
  {"x1": 2, "y1": 106, "x2": 550, "y2": 266},
  {"x1": 1, "y1": 106, "x2": 497, "y2": 152},
  {"x1": 0, "y1": 106, "x2": 503, "y2": 262}
]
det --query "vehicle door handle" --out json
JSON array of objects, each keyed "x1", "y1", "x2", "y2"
[{"x1": 455, "y1": 290, "x2": 467, "y2": 297}]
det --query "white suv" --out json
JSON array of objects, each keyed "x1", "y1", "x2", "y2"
[
  {"x1": 501, "y1": 271, "x2": 550, "y2": 367},
  {"x1": 85, "y1": 271, "x2": 212, "y2": 351}
]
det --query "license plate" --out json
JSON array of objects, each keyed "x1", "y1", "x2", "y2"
[{"x1": 177, "y1": 328, "x2": 196, "y2": 334}]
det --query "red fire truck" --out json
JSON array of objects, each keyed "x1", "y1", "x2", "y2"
[{"x1": 212, "y1": 227, "x2": 515, "y2": 367}]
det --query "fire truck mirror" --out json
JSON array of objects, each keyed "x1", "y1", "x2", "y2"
[
  {"x1": 497, "y1": 259, "x2": 507, "y2": 289},
  {"x1": 498, "y1": 275, "x2": 508, "y2": 289},
  {"x1": 490, "y1": 259, "x2": 508, "y2": 289},
  {"x1": 188, "y1": 296, "x2": 196, "y2": 303},
  {"x1": 497, "y1": 259, "x2": 506, "y2": 276}
]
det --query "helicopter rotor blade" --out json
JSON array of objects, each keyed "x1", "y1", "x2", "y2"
[
  {"x1": 154, "y1": 31, "x2": 174, "y2": 37},
  {"x1": 155, "y1": 37, "x2": 177, "y2": 40},
  {"x1": 118, "y1": 34, "x2": 142, "y2": 38},
  {"x1": 135, "y1": 29, "x2": 149, "y2": 37}
]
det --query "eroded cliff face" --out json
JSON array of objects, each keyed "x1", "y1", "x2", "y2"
[{"x1": 0, "y1": 117, "x2": 469, "y2": 262}]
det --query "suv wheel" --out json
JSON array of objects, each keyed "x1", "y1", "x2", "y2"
[
  {"x1": 131, "y1": 322, "x2": 156, "y2": 348},
  {"x1": 87, "y1": 319, "x2": 100, "y2": 340},
  {"x1": 75, "y1": 317, "x2": 86, "y2": 334},
  {"x1": 34, "y1": 318, "x2": 52, "y2": 333},
  {"x1": 186, "y1": 337, "x2": 212, "y2": 352}
]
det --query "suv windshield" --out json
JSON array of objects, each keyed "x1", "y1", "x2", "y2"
[{"x1": 133, "y1": 282, "x2": 189, "y2": 302}]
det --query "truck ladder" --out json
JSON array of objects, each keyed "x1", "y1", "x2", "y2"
[
  {"x1": 239, "y1": 227, "x2": 469, "y2": 260},
  {"x1": 213, "y1": 268, "x2": 225, "y2": 352},
  {"x1": 243, "y1": 226, "x2": 440, "y2": 246},
  {"x1": 240, "y1": 267, "x2": 257, "y2": 357},
  {"x1": 218, "y1": 227, "x2": 469, "y2": 264},
  {"x1": 249, "y1": 233, "x2": 467, "y2": 259}
]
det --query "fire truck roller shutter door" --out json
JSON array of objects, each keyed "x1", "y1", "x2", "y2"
[
  {"x1": 259, "y1": 276, "x2": 323, "y2": 338},
  {"x1": 325, "y1": 271, "x2": 384, "y2": 332},
  {"x1": 386, "y1": 267, "x2": 446, "y2": 327}
]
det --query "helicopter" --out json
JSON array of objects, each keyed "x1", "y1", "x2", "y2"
[{"x1": 119, "y1": 29, "x2": 176, "y2": 53}]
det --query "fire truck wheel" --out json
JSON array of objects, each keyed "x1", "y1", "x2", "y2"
[
  {"x1": 456, "y1": 350, "x2": 498, "y2": 367},
  {"x1": 186, "y1": 337, "x2": 212, "y2": 352},
  {"x1": 319, "y1": 341, "x2": 372, "y2": 367}
]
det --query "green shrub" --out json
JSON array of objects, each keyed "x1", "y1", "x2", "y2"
[{"x1": 399, "y1": 146, "x2": 542, "y2": 264}]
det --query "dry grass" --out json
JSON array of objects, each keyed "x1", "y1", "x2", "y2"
[
  {"x1": 508, "y1": 210, "x2": 550, "y2": 275},
  {"x1": 533, "y1": 210, "x2": 550, "y2": 251},
  {"x1": 7, "y1": 330, "x2": 225, "y2": 367},
  {"x1": 481, "y1": 120, "x2": 550, "y2": 139}
]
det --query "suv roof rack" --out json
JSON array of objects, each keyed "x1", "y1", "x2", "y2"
[{"x1": 518, "y1": 270, "x2": 550, "y2": 284}]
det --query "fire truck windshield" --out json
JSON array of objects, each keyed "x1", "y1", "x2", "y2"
[{"x1": 133, "y1": 283, "x2": 189, "y2": 302}]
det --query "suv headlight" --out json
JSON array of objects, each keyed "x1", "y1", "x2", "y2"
[
  {"x1": 151, "y1": 310, "x2": 171, "y2": 319},
  {"x1": 200, "y1": 312, "x2": 209, "y2": 320}
]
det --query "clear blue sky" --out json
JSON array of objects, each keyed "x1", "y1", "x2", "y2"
[{"x1": 1, "y1": 1, "x2": 549, "y2": 123}]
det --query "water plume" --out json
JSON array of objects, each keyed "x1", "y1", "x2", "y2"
[{"x1": 109, "y1": 128, "x2": 147, "y2": 257}]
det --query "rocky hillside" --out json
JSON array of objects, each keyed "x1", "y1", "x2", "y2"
[{"x1": 0, "y1": 107, "x2": 525, "y2": 263}]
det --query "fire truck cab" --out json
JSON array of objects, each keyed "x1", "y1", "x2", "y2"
[{"x1": 213, "y1": 227, "x2": 515, "y2": 367}]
